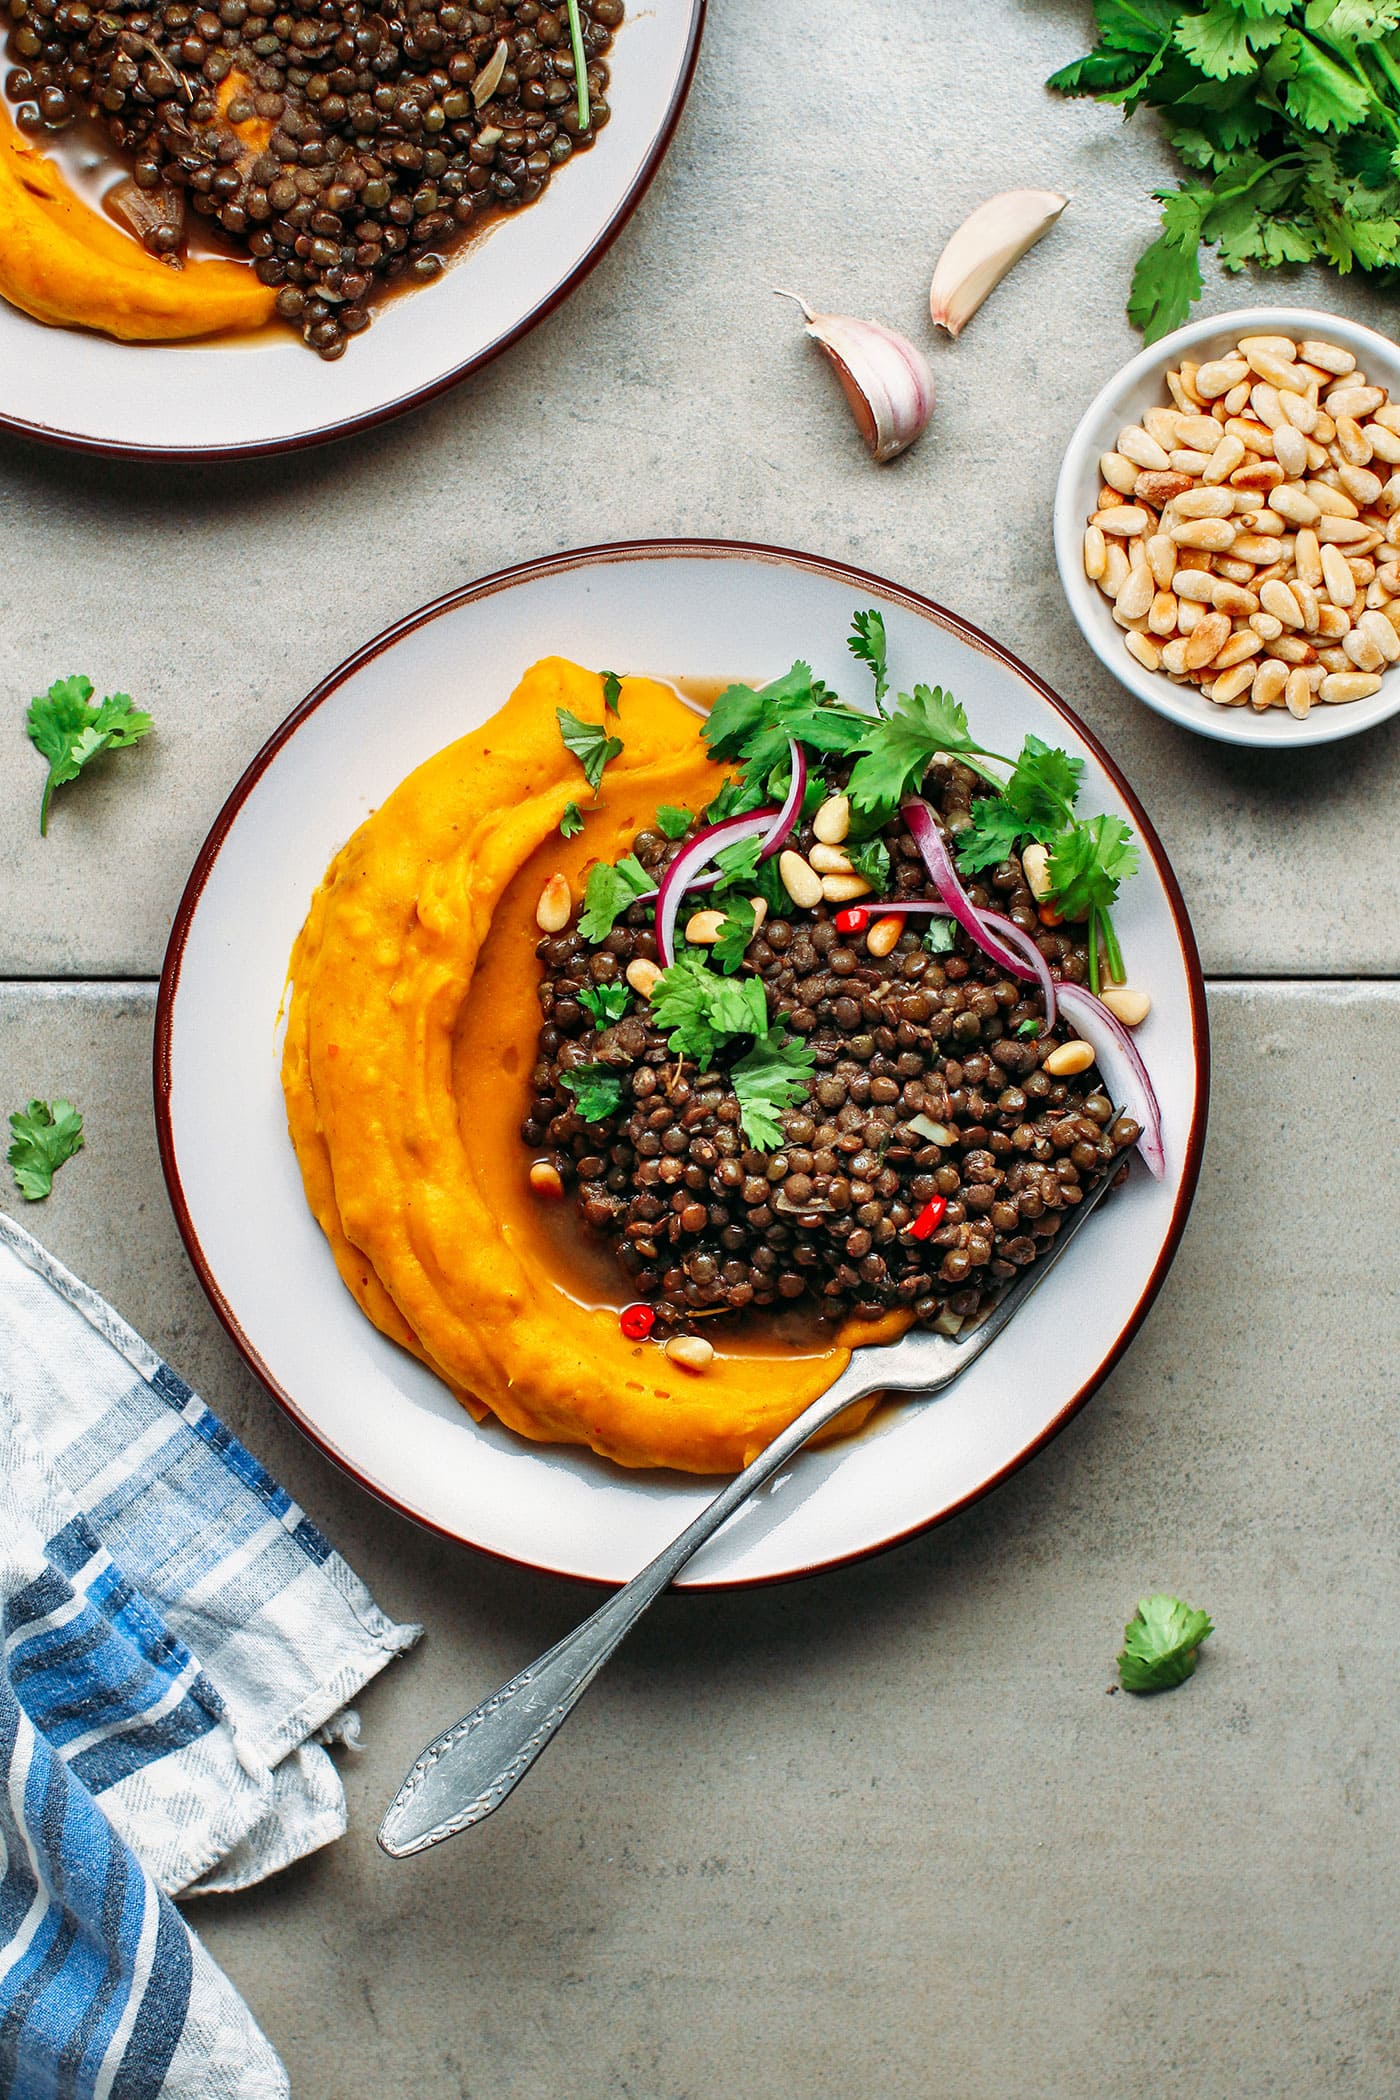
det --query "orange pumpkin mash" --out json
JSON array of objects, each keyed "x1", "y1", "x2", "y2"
[
  {"x1": 282, "y1": 657, "x2": 905, "y2": 1473},
  {"x1": 0, "y1": 94, "x2": 273, "y2": 341}
]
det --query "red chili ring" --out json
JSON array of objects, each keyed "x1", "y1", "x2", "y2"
[
  {"x1": 834, "y1": 906, "x2": 871, "y2": 934},
  {"x1": 910, "y1": 1197, "x2": 947, "y2": 1241},
  {"x1": 619, "y1": 1302, "x2": 655, "y2": 1341}
]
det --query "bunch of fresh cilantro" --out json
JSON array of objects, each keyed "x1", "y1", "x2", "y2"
[{"x1": 1049, "y1": 0, "x2": 1400, "y2": 341}]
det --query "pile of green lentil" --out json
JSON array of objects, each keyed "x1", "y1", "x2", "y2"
[
  {"x1": 4, "y1": 0, "x2": 618, "y2": 355},
  {"x1": 523, "y1": 760, "x2": 1141, "y2": 1339}
]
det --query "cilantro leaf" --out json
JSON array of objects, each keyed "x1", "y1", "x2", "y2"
[
  {"x1": 26, "y1": 675, "x2": 154, "y2": 835},
  {"x1": 7, "y1": 1097, "x2": 84, "y2": 1200},
  {"x1": 955, "y1": 735, "x2": 1086, "y2": 874},
  {"x1": 708, "y1": 973, "x2": 769, "y2": 1037},
  {"x1": 847, "y1": 607, "x2": 890, "y2": 711},
  {"x1": 955, "y1": 797, "x2": 1031, "y2": 875},
  {"x1": 847, "y1": 685, "x2": 1008, "y2": 820},
  {"x1": 655, "y1": 804, "x2": 693, "y2": 839},
  {"x1": 556, "y1": 708, "x2": 623, "y2": 797},
  {"x1": 1047, "y1": 0, "x2": 1178, "y2": 106},
  {"x1": 650, "y1": 951, "x2": 720, "y2": 1064},
  {"x1": 702, "y1": 662, "x2": 867, "y2": 803},
  {"x1": 1118, "y1": 1594, "x2": 1214, "y2": 1693},
  {"x1": 577, "y1": 854, "x2": 652, "y2": 942},
  {"x1": 847, "y1": 838, "x2": 891, "y2": 893},
  {"x1": 1128, "y1": 186, "x2": 1206, "y2": 342},
  {"x1": 923, "y1": 919, "x2": 957, "y2": 955},
  {"x1": 1174, "y1": 4, "x2": 1267, "y2": 78},
  {"x1": 600, "y1": 671, "x2": 622, "y2": 715},
  {"x1": 1046, "y1": 816, "x2": 1140, "y2": 920},
  {"x1": 560, "y1": 800, "x2": 584, "y2": 839},
  {"x1": 711, "y1": 832, "x2": 764, "y2": 889},
  {"x1": 559, "y1": 1064, "x2": 624, "y2": 1124},
  {"x1": 729, "y1": 1030, "x2": 817, "y2": 1149},
  {"x1": 578, "y1": 982, "x2": 631, "y2": 1029},
  {"x1": 1016, "y1": 1018, "x2": 1041, "y2": 1039},
  {"x1": 1282, "y1": 23, "x2": 1373, "y2": 129},
  {"x1": 710, "y1": 898, "x2": 763, "y2": 975}
]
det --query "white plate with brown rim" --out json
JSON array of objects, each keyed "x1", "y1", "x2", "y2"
[
  {"x1": 155, "y1": 538, "x2": 1209, "y2": 1588},
  {"x1": 0, "y1": 1, "x2": 702, "y2": 460}
]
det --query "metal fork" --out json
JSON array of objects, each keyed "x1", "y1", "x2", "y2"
[{"x1": 379, "y1": 1156, "x2": 1126, "y2": 1856}]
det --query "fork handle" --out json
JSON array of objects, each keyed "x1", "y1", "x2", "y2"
[{"x1": 377, "y1": 1355, "x2": 877, "y2": 1854}]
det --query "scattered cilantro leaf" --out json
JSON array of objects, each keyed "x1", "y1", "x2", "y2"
[
  {"x1": 846, "y1": 839, "x2": 891, "y2": 893},
  {"x1": 656, "y1": 804, "x2": 693, "y2": 839},
  {"x1": 560, "y1": 800, "x2": 585, "y2": 839},
  {"x1": 847, "y1": 607, "x2": 890, "y2": 712},
  {"x1": 26, "y1": 675, "x2": 154, "y2": 836},
  {"x1": 1046, "y1": 815, "x2": 1140, "y2": 922},
  {"x1": 712, "y1": 832, "x2": 764, "y2": 889},
  {"x1": 650, "y1": 951, "x2": 720, "y2": 1064},
  {"x1": 847, "y1": 684, "x2": 1010, "y2": 820},
  {"x1": 703, "y1": 663, "x2": 867, "y2": 805},
  {"x1": 601, "y1": 671, "x2": 622, "y2": 715},
  {"x1": 578, "y1": 982, "x2": 631, "y2": 1029},
  {"x1": 729, "y1": 1030, "x2": 817, "y2": 1149},
  {"x1": 1016, "y1": 1018, "x2": 1041, "y2": 1039},
  {"x1": 7, "y1": 1098, "x2": 84, "y2": 1200},
  {"x1": 710, "y1": 898, "x2": 763, "y2": 975},
  {"x1": 556, "y1": 707, "x2": 623, "y2": 798},
  {"x1": 1118, "y1": 1594, "x2": 1215, "y2": 1693},
  {"x1": 955, "y1": 734, "x2": 1086, "y2": 874},
  {"x1": 577, "y1": 854, "x2": 652, "y2": 942},
  {"x1": 707, "y1": 973, "x2": 770, "y2": 1038},
  {"x1": 923, "y1": 920, "x2": 957, "y2": 955},
  {"x1": 559, "y1": 1063, "x2": 623, "y2": 1124}
]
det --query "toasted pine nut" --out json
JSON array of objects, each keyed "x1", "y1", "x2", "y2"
[
  {"x1": 1096, "y1": 507, "x2": 1150, "y2": 536},
  {"x1": 1231, "y1": 533, "x2": 1285, "y2": 564},
  {"x1": 1099, "y1": 985, "x2": 1151, "y2": 1027},
  {"x1": 1365, "y1": 421, "x2": 1400, "y2": 464},
  {"x1": 1177, "y1": 600, "x2": 1203, "y2": 634},
  {"x1": 1317, "y1": 646, "x2": 1352, "y2": 673},
  {"x1": 1238, "y1": 334, "x2": 1296, "y2": 364},
  {"x1": 1249, "y1": 382, "x2": 1284, "y2": 431},
  {"x1": 1201, "y1": 433, "x2": 1247, "y2": 483},
  {"x1": 535, "y1": 872, "x2": 572, "y2": 932},
  {"x1": 1359, "y1": 606, "x2": 1400, "y2": 660},
  {"x1": 1320, "y1": 670, "x2": 1383, "y2": 702},
  {"x1": 1148, "y1": 589, "x2": 1179, "y2": 636},
  {"x1": 1295, "y1": 527, "x2": 1323, "y2": 586},
  {"x1": 1179, "y1": 360, "x2": 1206, "y2": 405},
  {"x1": 1100, "y1": 450, "x2": 1139, "y2": 494},
  {"x1": 778, "y1": 850, "x2": 823, "y2": 910},
  {"x1": 1284, "y1": 669, "x2": 1312, "y2": 720},
  {"x1": 626, "y1": 958, "x2": 661, "y2": 999},
  {"x1": 809, "y1": 842, "x2": 853, "y2": 875},
  {"x1": 1317, "y1": 515, "x2": 1375, "y2": 547},
  {"x1": 1210, "y1": 579, "x2": 1258, "y2": 616},
  {"x1": 1210, "y1": 662, "x2": 1257, "y2": 704},
  {"x1": 1291, "y1": 577, "x2": 1321, "y2": 634},
  {"x1": 1145, "y1": 533, "x2": 1178, "y2": 588},
  {"x1": 685, "y1": 908, "x2": 726, "y2": 943},
  {"x1": 812, "y1": 793, "x2": 850, "y2": 844},
  {"x1": 1259, "y1": 578, "x2": 1304, "y2": 629},
  {"x1": 1215, "y1": 557, "x2": 1256, "y2": 585},
  {"x1": 1183, "y1": 610, "x2": 1231, "y2": 668},
  {"x1": 1175, "y1": 569, "x2": 1218, "y2": 604},
  {"x1": 1276, "y1": 388, "x2": 1317, "y2": 434},
  {"x1": 1021, "y1": 843, "x2": 1053, "y2": 900},
  {"x1": 1264, "y1": 635, "x2": 1315, "y2": 665},
  {"x1": 1043, "y1": 1039, "x2": 1096, "y2": 1077},
  {"x1": 1272, "y1": 483, "x2": 1320, "y2": 527},
  {"x1": 1172, "y1": 518, "x2": 1236, "y2": 551},
  {"x1": 1304, "y1": 479, "x2": 1359, "y2": 517},
  {"x1": 665, "y1": 1335, "x2": 715, "y2": 1373},
  {"x1": 1225, "y1": 417, "x2": 1274, "y2": 455},
  {"x1": 1333, "y1": 415, "x2": 1373, "y2": 467},
  {"x1": 1321, "y1": 543, "x2": 1358, "y2": 607},
  {"x1": 1337, "y1": 459, "x2": 1384, "y2": 505},
  {"x1": 528, "y1": 1160, "x2": 564, "y2": 1200},
  {"x1": 1101, "y1": 542, "x2": 1131, "y2": 597},
  {"x1": 1223, "y1": 382, "x2": 1252, "y2": 416},
  {"x1": 1214, "y1": 630, "x2": 1262, "y2": 669},
  {"x1": 1118, "y1": 425, "x2": 1171, "y2": 471},
  {"x1": 1251, "y1": 659, "x2": 1289, "y2": 710},
  {"x1": 822, "y1": 873, "x2": 873, "y2": 903},
  {"x1": 1115, "y1": 566, "x2": 1155, "y2": 622},
  {"x1": 1173, "y1": 413, "x2": 1223, "y2": 451},
  {"x1": 1124, "y1": 630, "x2": 1162, "y2": 673},
  {"x1": 1272, "y1": 423, "x2": 1309, "y2": 479},
  {"x1": 1249, "y1": 611, "x2": 1284, "y2": 642},
  {"x1": 1135, "y1": 470, "x2": 1194, "y2": 507},
  {"x1": 1144, "y1": 406, "x2": 1180, "y2": 449},
  {"x1": 1174, "y1": 485, "x2": 1235, "y2": 518},
  {"x1": 865, "y1": 914, "x2": 904, "y2": 959},
  {"x1": 1301, "y1": 340, "x2": 1355, "y2": 376},
  {"x1": 1196, "y1": 355, "x2": 1249, "y2": 399},
  {"x1": 1342, "y1": 625, "x2": 1384, "y2": 672},
  {"x1": 1160, "y1": 637, "x2": 1191, "y2": 676},
  {"x1": 1324, "y1": 384, "x2": 1386, "y2": 421},
  {"x1": 1230, "y1": 460, "x2": 1284, "y2": 495}
]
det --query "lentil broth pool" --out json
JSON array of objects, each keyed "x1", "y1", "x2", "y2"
[{"x1": 3, "y1": 0, "x2": 619, "y2": 355}]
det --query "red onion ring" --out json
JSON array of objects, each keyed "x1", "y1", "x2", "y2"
[
  {"x1": 979, "y1": 909, "x2": 1058, "y2": 1030},
  {"x1": 901, "y1": 798, "x2": 1059, "y2": 1023},
  {"x1": 652, "y1": 741, "x2": 808, "y2": 966},
  {"x1": 1055, "y1": 982, "x2": 1165, "y2": 1179}
]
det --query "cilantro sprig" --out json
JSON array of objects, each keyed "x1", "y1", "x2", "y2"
[
  {"x1": 7, "y1": 1098, "x2": 84, "y2": 1200},
  {"x1": 560, "y1": 800, "x2": 584, "y2": 839},
  {"x1": 649, "y1": 952, "x2": 814, "y2": 1146},
  {"x1": 578, "y1": 982, "x2": 632, "y2": 1030},
  {"x1": 1118, "y1": 1594, "x2": 1215, "y2": 1694},
  {"x1": 556, "y1": 708, "x2": 623, "y2": 799},
  {"x1": 559, "y1": 1063, "x2": 623, "y2": 1124},
  {"x1": 26, "y1": 675, "x2": 154, "y2": 836},
  {"x1": 847, "y1": 607, "x2": 891, "y2": 713},
  {"x1": 578, "y1": 853, "x2": 652, "y2": 942},
  {"x1": 1049, "y1": 1, "x2": 1400, "y2": 340}
]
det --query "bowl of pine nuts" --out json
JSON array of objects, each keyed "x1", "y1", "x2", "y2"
[{"x1": 1053, "y1": 307, "x2": 1400, "y2": 746}]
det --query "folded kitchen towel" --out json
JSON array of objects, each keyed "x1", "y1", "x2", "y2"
[{"x1": 0, "y1": 1210, "x2": 421, "y2": 2099}]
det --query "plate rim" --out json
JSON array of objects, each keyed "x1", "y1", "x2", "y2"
[
  {"x1": 153, "y1": 536, "x2": 1211, "y2": 1588},
  {"x1": 0, "y1": 0, "x2": 705, "y2": 464}
]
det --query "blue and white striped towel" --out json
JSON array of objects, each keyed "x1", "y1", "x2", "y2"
[{"x1": 0, "y1": 1212, "x2": 421, "y2": 2099}]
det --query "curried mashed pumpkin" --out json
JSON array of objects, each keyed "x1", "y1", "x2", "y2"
[
  {"x1": 0, "y1": 95, "x2": 273, "y2": 342},
  {"x1": 281, "y1": 657, "x2": 903, "y2": 1474}
]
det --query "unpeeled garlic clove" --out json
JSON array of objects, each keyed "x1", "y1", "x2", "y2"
[
  {"x1": 775, "y1": 290, "x2": 933, "y2": 463},
  {"x1": 929, "y1": 189, "x2": 1068, "y2": 338}
]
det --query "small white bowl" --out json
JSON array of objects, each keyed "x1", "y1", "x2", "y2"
[{"x1": 1053, "y1": 305, "x2": 1400, "y2": 747}]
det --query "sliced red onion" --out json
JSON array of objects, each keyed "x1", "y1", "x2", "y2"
[
  {"x1": 654, "y1": 810, "x2": 776, "y2": 968},
  {"x1": 760, "y1": 738, "x2": 806, "y2": 860},
  {"x1": 901, "y1": 796, "x2": 1050, "y2": 981},
  {"x1": 1055, "y1": 982, "x2": 1165, "y2": 1180},
  {"x1": 980, "y1": 909, "x2": 1058, "y2": 1030}
]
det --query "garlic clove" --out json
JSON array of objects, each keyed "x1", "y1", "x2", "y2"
[
  {"x1": 775, "y1": 290, "x2": 933, "y2": 463},
  {"x1": 929, "y1": 189, "x2": 1068, "y2": 338}
]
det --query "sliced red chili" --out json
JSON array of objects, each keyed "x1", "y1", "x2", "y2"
[
  {"x1": 834, "y1": 906, "x2": 871, "y2": 935},
  {"x1": 910, "y1": 1197, "x2": 947, "y2": 1241},
  {"x1": 619, "y1": 1302, "x2": 655, "y2": 1341}
]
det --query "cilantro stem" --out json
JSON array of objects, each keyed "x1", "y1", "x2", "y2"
[
  {"x1": 1369, "y1": 39, "x2": 1400, "y2": 110},
  {"x1": 1087, "y1": 906, "x2": 1101, "y2": 998},
  {"x1": 1101, "y1": 909, "x2": 1125, "y2": 987},
  {"x1": 564, "y1": 0, "x2": 590, "y2": 130}
]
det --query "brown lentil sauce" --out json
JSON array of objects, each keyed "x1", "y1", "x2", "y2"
[
  {"x1": 523, "y1": 759, "x2": 1141, "y2": 1340},
  {"x1": 4, "y1": 0, "x2": 618, "y2": 355}
]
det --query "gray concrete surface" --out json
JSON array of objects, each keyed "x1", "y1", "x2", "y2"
[
  {"x1": 4, "y1": 1, "x2": 1400, "y2": 2094},
  {"x1": 2, "y1": 0, "x2": 1399, "y2": 977},
  {"x1": 1, "y1": 982, "x2": 1397, "y2": 2098}
]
